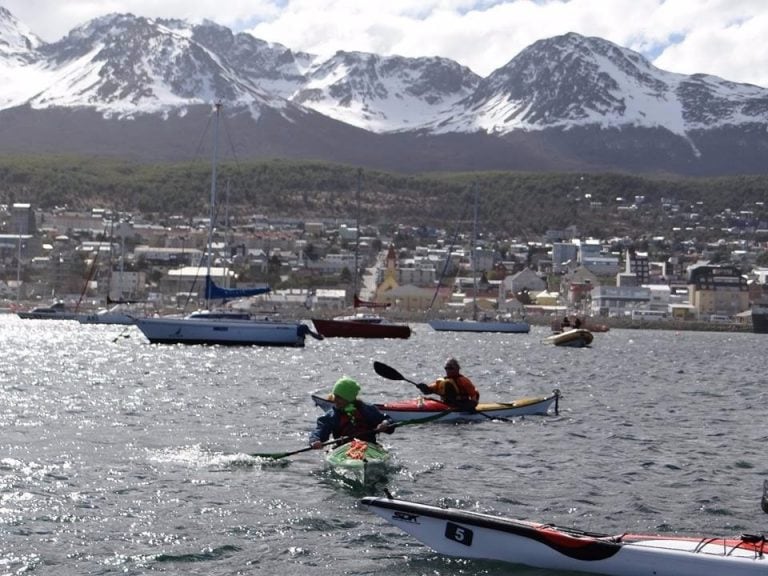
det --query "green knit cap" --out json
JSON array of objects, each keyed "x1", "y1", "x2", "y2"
[{"x1": 332, "y1": 376, "x2": 360, "y2": 401}]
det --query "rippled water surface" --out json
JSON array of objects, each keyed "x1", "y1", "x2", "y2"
[{"x1": 1, "y1": 315, "x2": 766, "y2": 575}]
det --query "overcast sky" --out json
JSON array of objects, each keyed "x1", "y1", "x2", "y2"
[{"x1": 5, "y1": 0, "x2": 768, "y2": 87}]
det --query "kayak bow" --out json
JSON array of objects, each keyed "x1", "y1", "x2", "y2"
[
  {"x1": 361, "y1": 497, "x2": 766, "y2": 576},
  {"x1": 326, "y1": 440, "x2": 391, "y2": 486}
]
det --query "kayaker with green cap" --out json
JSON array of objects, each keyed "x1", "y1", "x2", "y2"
[{"x1": 309, "y1": 376, "x2": 394, "y2": 449}]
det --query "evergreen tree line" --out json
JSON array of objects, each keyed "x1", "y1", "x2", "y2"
[{"x1": 1, "y1": 155, "x2": 767, "y2": 239}]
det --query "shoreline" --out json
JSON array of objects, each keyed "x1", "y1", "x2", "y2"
[
  {"x1": 3, "y1": 304, "x2": 755, "y2": 334},
  {"x1": 307, "y1": 308, "x2": 755, "y2": 333}
]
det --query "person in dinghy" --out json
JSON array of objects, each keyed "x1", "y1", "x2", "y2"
[
  {"x1": 309, "y1": 377, "x2": 395, "y2": 449},
  {"x1": 417, "y1": 357, "x2": 479, "y2": 411}
]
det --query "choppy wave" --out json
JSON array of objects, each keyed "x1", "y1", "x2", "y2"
[{"x1": 1, "y1": 316, "x2": 766, "y2": 575}]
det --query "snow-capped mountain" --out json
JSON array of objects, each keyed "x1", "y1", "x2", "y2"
[
  {"x1": 431, "y1": 32, "x2": 768, "y2": 138},
  {"x1": 0, "y1": 6, "x2": 45, "y2": 108},
  {"x1": 31, "y1": 14, "x2": 292, "y2": 116},
  {"x1": 1, "y1": 7, "x2": 767, "y2": 175},
  {"x1": 0, "y1": 6, "x2": 39, "y2": 56},
  {"x1": 294, "y1": 51, "x2": 480, "y2": 132}
]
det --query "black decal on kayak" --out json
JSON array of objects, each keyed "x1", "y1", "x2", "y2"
[
  {"x1": 445, "y1": 522, "x2": 473, "y2": 546},
  {"x1": 393, "y1": 512, "x2": 419, "y2": 524}
]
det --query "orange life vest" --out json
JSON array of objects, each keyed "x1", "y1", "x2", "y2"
[{"x1": 432, "y1": 375, "x2": 479, "y2": 405}]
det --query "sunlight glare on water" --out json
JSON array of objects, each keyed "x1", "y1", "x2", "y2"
[{"x1": 1, "y1": 315, "x2": 766, "y2": 575}]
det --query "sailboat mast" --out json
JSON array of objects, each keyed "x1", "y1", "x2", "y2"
[
  {"x1": 108, "y1": 218, "x2": 115, "y2": 301},
  {"x1": 224, "y1": 178, "x2": 230, "y2": 289},
  {"x1": 471, "y1": 184, "x2": 479, "y2": 321},
  {"x1": 16, "y1": 225, "x2": 21, "y2": 302},
  {"x1": 205, "y1": 102, "x2": 222, "y2": 308},
  {"x1": 353, "y1": 169, "x2": 361, "y2": 302},
  {"x1": 119, "y1": 219, "x2": 125, "y2": 297}
]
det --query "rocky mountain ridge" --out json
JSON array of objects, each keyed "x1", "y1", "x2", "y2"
[{"x1": 1, "y1": 6, "x2": 767, "y2": 175}]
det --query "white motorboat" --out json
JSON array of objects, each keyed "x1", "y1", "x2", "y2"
[
  {"x1": 78, "y1": 303, "x2": 144, "y2": 325},
  {"x1": 544, "y1": 328, "x2": 594, "y2": 347},
  {"x1": 17, "y1": 301, "x2": 88, "y2": 321}
]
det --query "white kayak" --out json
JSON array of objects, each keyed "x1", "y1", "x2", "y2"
[
  {"x1": 311, "y1": 390, "x2": 560, "y2": 423},
  {"x1": 361, "y1": 497, "x2": 767, "y2": 576}
]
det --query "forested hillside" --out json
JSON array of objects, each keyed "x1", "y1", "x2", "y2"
[{"x1": 1, "y1": 155, "x2": 767, "y2": 239}]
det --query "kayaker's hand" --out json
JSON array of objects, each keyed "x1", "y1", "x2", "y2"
[
  {"x1": 417, "y1": 383, "x2": 431, "y2": 394},
  {"x1": 310, "y1": 440, "x2": 323, "y2": 449},
  {"x1": 376, "y1": 421, "x2": 394, "y2": 433}
]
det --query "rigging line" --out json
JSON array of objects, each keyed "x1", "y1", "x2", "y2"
[
  {"x1": 191, "y1": 106, "x2": 216, "y2": 162},
  {"x1": 218, "y1": 110, "x2": 254, "y2": 211},
  {"x1": 178, "y1": 105, "x2": 226, "y2": 314},
  {"x1": 180, "y1": 181, "x2": 230, "y2": 312},
  {"x1": 220, "y1": 111, "x2": 243, "y2": 166},
  {"x1": 426, "y1": 191, "x2": 472, "y2": 313},
  {"x1": 76, "y1": 219, "x2": 112, "y2": 312},
  {"x1": 353, "y1": 168, "x2": 362, "y2": 300}
]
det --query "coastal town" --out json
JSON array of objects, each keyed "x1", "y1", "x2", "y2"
[{"x1": 1, "y1": 197, "x2": 767, "y2": 332}]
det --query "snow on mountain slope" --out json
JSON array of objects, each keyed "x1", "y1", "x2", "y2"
[
  {"x1": 0, "y1": 6, "x2": 40, "y2": 56},
  {"x1": 27, "y1": 14, "x2": 290, "y2": 117},
  {"x1": 0, "y1": 6, "x2": 49, "y2": 108},
  {"x1": 188, "y1": 21, "x2": 317, "y2": 100},
  {"x1": 294, "y1": 51, "x2": 480, "y2": 132},
  {"x1": 1, "y1": 8, "x2": 768, "y2": 157},
  {"x1": 426, "y1": 33, "x2": 768, "y2": 137}
]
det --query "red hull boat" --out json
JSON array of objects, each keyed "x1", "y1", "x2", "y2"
[{"x1": 311, "y1": 315, "x2": 411, "y2": 339}]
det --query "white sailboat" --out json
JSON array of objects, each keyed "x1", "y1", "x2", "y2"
[
  {"x1": 134, "y1": 103, "x2": 318, "y2": 347},
  {"x1": 428, "y1": 185, "x2": 529, "y2": 334}
]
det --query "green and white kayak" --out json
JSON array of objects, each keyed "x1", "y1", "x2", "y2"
[{"x1": 325, "y1": 439, "x2": 391, "y2": 487}]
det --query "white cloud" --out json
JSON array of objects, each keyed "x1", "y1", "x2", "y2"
[{"x1": 3, "y1": 0, "x2": 768, "y2": 87}]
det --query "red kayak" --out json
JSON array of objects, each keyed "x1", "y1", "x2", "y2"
[{"x1": 312, "y1": 390, "x2": 559, "y2": 422}]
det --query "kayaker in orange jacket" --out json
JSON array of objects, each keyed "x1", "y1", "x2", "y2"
[{"x1": 417, "y1": 357, "x2": 479, "y2": 411}]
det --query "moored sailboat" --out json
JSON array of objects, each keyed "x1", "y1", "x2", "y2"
[
  {"x1": 428, "y1": 185, "x2": 529, "y2": 334},
  {"x1": 311, "y1": 171, "x2": 411, "y2": 339},
  {"x1": 133, "y1": 103, "x2": 317, "y2": 347}
]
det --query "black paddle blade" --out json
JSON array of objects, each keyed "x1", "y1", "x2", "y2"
[{"x1": 373, "y1": 361, "x2": 405, "y2": 381}]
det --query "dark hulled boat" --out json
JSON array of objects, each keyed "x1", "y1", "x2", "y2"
[
  {"x1": 752, "y1": 301, "x2": 768, "y2": 334},
  {"x1": 311, "y1": 312, "x2": 411, "y2": 339}
]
